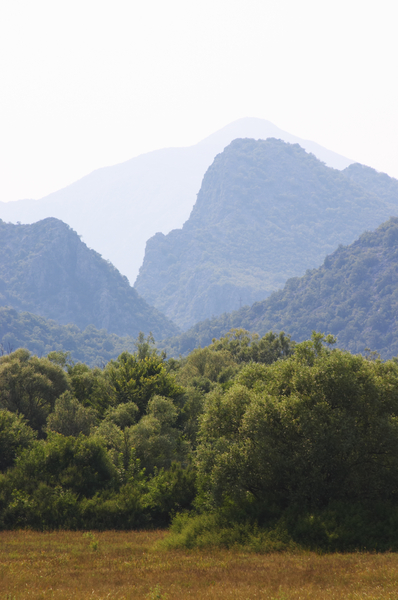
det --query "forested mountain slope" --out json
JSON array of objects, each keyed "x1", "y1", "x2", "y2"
[
  {"x1": 0, "y1": 306, "x2": 137, "y2": 366},
  {"x1": 135, "y1": 138, "x2": 398, "y2": 329},
  {"x1": 343, "y1": 162, "x2": 398, "y2": 204},
  {"x1": 0, "y1": 218, "x2": 179, "y2": 339},
  {"x1": 0, "y1": 118, "x2": 353, "y2": 283},
  {"x1": 162, "y1": 218, "x2": 398, "y2": 359}
]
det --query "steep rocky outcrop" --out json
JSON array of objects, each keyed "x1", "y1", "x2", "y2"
[
  {"x1": 135, "y1": 138, "x2": 398, "y2": 329},
  {"x1": 0, "y1": 118, "x2": 353, "y2": 284},
  {"x1": 0, "y1": 218, "x2": 179, "y2": 339}
]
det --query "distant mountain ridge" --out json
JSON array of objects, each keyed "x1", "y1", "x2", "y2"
[
  {"x1": 0, "y1": 118, "x2": 354, "y2": 283},
  {"x1": 343, "y1": 163, "x2": 398, "y2": 204},
  {"x1": 0, "y1": 306, "x2": 137, "y2": 367},
  {"x1": 135, "y1": 138, "x2": 398, "y2": 330},
  {"x1": 0, "y1": 218, "x2": 179, "y2": 340},
  {"x1": 161, "y1": 217, "x2": 398, "y2": 360}
]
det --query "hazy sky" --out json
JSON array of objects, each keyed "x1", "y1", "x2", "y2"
[{"x1": 1, "y1": 0, "x2": 397, "y2": 202}]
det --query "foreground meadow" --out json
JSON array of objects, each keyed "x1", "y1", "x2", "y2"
[{"x1": 1, "y1": 531, "x2": 398, "y2": 599}]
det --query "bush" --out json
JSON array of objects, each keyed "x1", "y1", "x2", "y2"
[
  {"x1": 162, "y1": 512, "x2": 296, "y2": 552},
  {"x1": 46, "y1": 392, "x2": 98, "y2": 436},
  {"x1": 5, "y1": 433, "x2": 116, "y2": 498},
  {"x1": 0, "y1": 410, "x2": 37, "y2": 472}
]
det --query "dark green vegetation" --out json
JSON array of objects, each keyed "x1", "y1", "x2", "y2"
[
  {"x1": 162, "y1": 217, "x2": 398, "y2": 360},
  {"x1": 0, "y1": 340, "x2": 194, "y2": 530},
  {"x1": 135, "y1": 138, "x2": 398, "y2": 329},
  {"x1": 3, "y1": 332, "x2": 398, "y2": 552},
  {"x1": 0, "y1": 306, "x2": 139, "y2": 367},
  {"x1": 0, "y1": 218, "x2": 179, "y2": 340}
]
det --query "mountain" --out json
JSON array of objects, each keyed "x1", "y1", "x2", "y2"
[
  {"x1": 343, "y1": 162, "x2": 398, "y2": 204},
  {"x1": 135, "y1": 138, "x2": 398, "y2": 330},
  {"x1": 0, "y1": 306, "x2": 137, "y2": 367},
  {"x1": 0, "y1": 218, "x2": 179, "y2": 340},
  {"x1": 0, "y1": 118, "x2": 353, "y2": 284},
  {"x1": 162, "y1": 218, "x2": 398, "y2": 360}
]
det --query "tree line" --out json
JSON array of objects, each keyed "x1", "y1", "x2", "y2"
[{"x1": 2, "y1": 330, "x2": 398, "y2": 551}]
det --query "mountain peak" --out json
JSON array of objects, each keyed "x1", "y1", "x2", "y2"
[
  {"x1": 0, "y1": 119, "x2": 354, "y2": 284},
  {"x1": 0, "y1": 218, "x2": 179, "y2": 339},
  {"x1": 135, "y1": 138, "x2": 398, "y2": 330}
]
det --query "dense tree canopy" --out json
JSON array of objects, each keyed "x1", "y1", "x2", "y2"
[
  {"x1": 2, "y1": 332, "x2": 398, "y2": 550},
  {"x1": 196, "y1": 334, "x2": 398, "y2": 516},
  {"x1": 105, "y1": 351, "x2": 184, "y2": 416},
  {"x1": 0, "y1": 410, "x2": 36, "y2": 471},
  {"x1": 0, "y1": 349, "x2": 69, "y2": 433}
]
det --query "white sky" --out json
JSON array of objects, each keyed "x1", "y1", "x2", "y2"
[{"x1": 1, "y1": 0, "x2": 397, "y2": 202}]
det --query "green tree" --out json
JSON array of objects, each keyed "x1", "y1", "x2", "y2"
[
  {"x1": 134, "y1": 331, "x2": 162, "y2": 360},
  {"x1": 176, "y1": 346, "x2": 238, "y2": 389},
  {"x1": 105, "y1": 351, "x2": 183, "y2": 416},
  {"x1": 0, "y1": 410, "x2": 37, "y2": 472},
  {"x1": 196, "y1": 333, "x2": 398, "y2": 515},
  {"x1": 102, "y1": 401, "x2": 139, "y2": 429},
  {"x1": 46, "y1": 391, "x2": 98, "y2": 437},
  {"x1": 0, "y1": 349, "x2": 69, "y2": 434},
  {"x1": 130, "y1": 395, "x2": 190, "y2": 473},
  {"x1": 210, "y1": 329, "x2": 295, "y2": 364},
  {"x1": 47, "y1": 350, "x2": 74, "y2": 370},
  {"x1": 93, "y1": 403, "x2": 141, "y2": 483},
  {"x1": 6, "y1": 433, "x2": 115, "y2": 498},
  {"x1": 67, "y1": 362, "x2": 114, "y2": 415}
]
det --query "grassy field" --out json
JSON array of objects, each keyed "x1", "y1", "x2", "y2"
[{"x1": 1, "y1": 530, "x2": 398, "y2": 599}]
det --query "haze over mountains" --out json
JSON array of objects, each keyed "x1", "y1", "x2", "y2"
[
  {"x1": 0, "y1": 118, "x2": 354, "y2": 284},
  {"x1": 2, "y1": 120, "x2": 398, "y2": 363},
  {"x1": 0, "y1": 218, "x2": 179, "y2": 340},
  {"x1": 0, "y1": 306, "x2": 138, "y2": 366},
  {"x1": 162, "y1": 217, "x2": 398, "y2": 360},
  {"x1": 135, "y1": 138, "x2": 398, "y2": 329}
]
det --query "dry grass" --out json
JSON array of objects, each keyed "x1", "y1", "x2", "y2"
[{"x1": 1, "y1": 530, "x2": 398, "y2": 599}]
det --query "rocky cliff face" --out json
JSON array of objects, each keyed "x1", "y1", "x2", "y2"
[
  {"x1": 135, "y1": 138, "x2": 398, "y2": 330},
  {"x1": 0, "y1": 118, "x2": 353, "y2": 285},
  {"x1": 0, "y1": 218, "x2": 179, "y2": 339}
]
